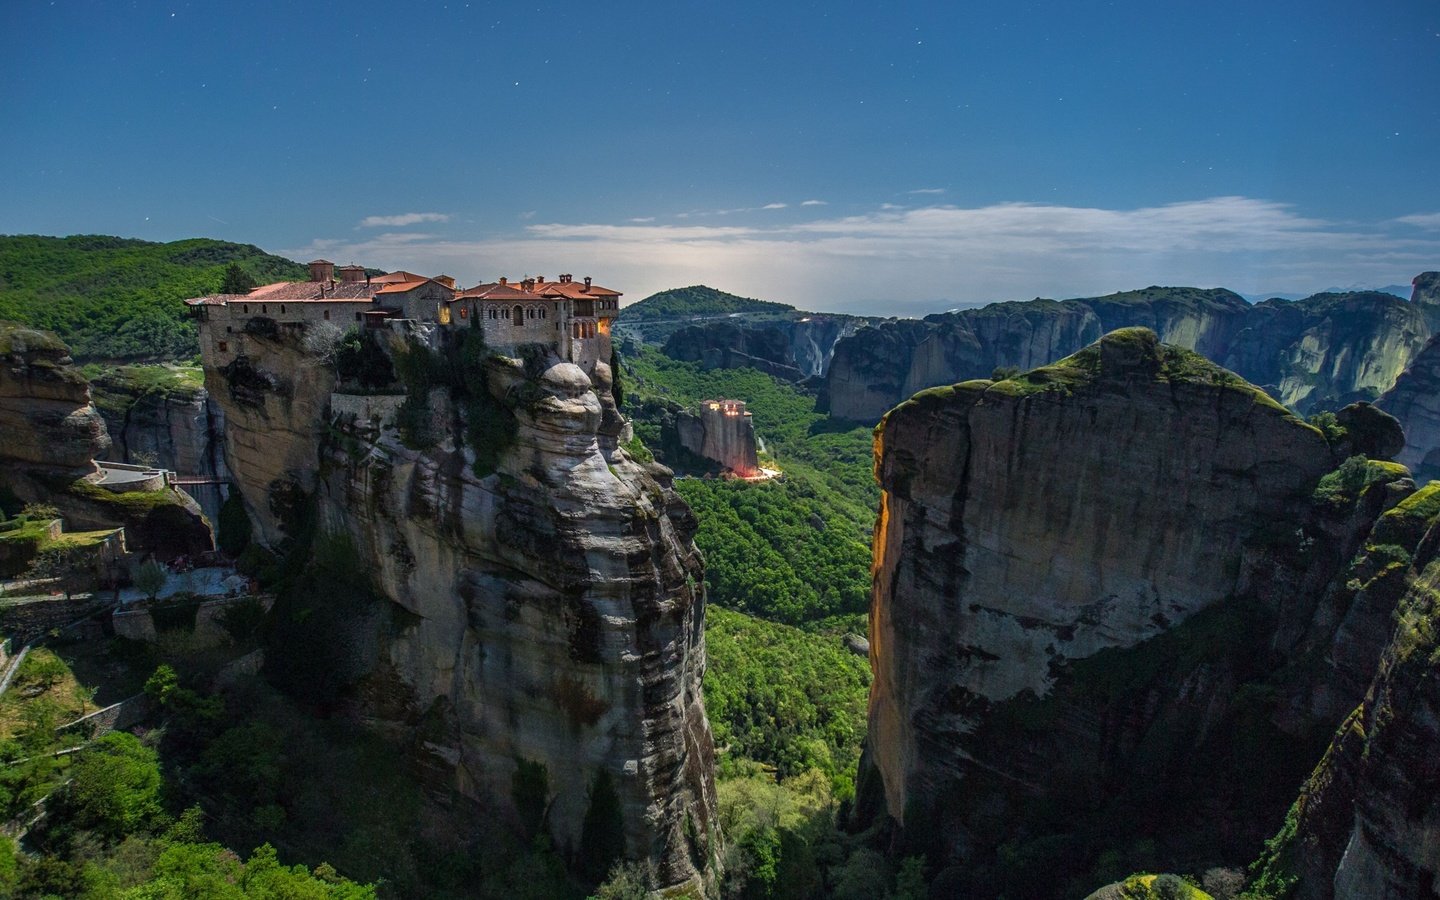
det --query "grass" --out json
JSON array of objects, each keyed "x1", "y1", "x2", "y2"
[{"x1": 0, "y1": 647, "x2": 96, "y2": 739}]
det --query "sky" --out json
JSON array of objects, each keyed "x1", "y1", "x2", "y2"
[{"x1": 2, "y1": 0, "x2": 1439, "y2": 315}]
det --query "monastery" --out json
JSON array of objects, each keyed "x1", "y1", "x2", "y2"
[{"x1": 185, "y1": 259, "x2": 621, "y2": 372}]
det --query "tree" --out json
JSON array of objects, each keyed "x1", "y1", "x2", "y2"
[
  {"x1": 21, "y1": 652, "x2": 68, "y2": 691},
  {"x1": 219, "y1": 262, "x2": 256, "y2": 295},
  {"x1": 134, "y1": 559, "x2": 168, "y2": 600},
  {"x1": 64, "y1": 731, "x2": 163, "y2": 837}
]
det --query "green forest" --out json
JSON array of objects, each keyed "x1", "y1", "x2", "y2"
[
  {"x1": 0, "y1": 235, "x2": 305, "y2": 361},
  {"x1": 616, "y1": 285, "x2": 795, "y2": 321}
]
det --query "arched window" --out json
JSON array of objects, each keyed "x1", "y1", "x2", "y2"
[
  {"x1": 540, "y1": 307, "x2": 547, "y2": 319},
  {"x1": 280, "y1": 305, "x2": 286, "y2": 314},
  {"x1": 243, "y1": 304, "x2": 249, "y2": 313},
  {"x1": 459, "y1": 305, "x2": 468, "y2": 319},
  {"x1": 512, "y1": 305, "x2": 524, "y2": 326},
  {"x1": 324, "y1": 309, "x2": 330, "y2": 320}
]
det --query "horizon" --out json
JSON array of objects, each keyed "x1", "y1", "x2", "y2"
[{"x1": 3, "y1": 1, "x2": 1438, "y2": 316}]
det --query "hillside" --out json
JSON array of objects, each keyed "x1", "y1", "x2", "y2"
[
  {"x1": 0, "y1": 235, "x2": 306, "y2": 362},
  {"x1": 618, "y1": 284, "x2": 795, "y2": 321}
]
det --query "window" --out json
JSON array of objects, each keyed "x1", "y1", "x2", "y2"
[
  {"x1": 540, "y1": 308, "x2": 547, "y2": 319},
  {"x1": 513, "y1": 305, "x2": 524, "y2": 326},
  {"x1": 280, "y1": 305, "x2": 286, "y2": 314},
  {"x1": 459, "y1": 305, "x2": 468, "y2": 319},
  {"x1": 218, "y1": 341, "x2": 228, "y2": 352},
  {"x1": 489, "y1": 308, "x2": 498, "y2": 320},
  {"x1": 324, "y1": 309, "x2": 330, "y2": 320},
  {"x1": 355, "y1": 312, "x2": 362, "y2": 321},
  {"x1": 243, "y1": 304, "x2": 249, "y2": 313},
  {"x1": 526, "y1": 307, "x2": 535, "y2": 320}
]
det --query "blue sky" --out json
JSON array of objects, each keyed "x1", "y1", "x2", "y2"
[{"x1": 3, "y1": 0, "x2": 1439, "y2": 314}]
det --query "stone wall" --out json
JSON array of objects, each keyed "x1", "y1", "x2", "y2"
[
  {"x1": 678, "y1": 400, "x2": 760, "y2": 475},
  {"x1": 57, "y1": 693, "x2": 152, "y2": 737},
  {"x1": 112, "y1": 593, "x2": 271, "y2": 645}
]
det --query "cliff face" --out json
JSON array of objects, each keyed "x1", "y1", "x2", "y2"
[
  {"x1": 92, "y1": 369, "x2": 233, "y2": 524},
  {"x1": 662, "y1": 314, "x2": 868, "y2": 382},
  {"x1": 0, "y1": 323, "x2": 110, "y2": 470},
  {"x1": 1250, "y1": 483, "x2": 1440, "y2": 900},
  {"x1": 825, "y1": 287, "x2": 1431, "y2": 424},
  {"x1": 1377, "y1": 335, "x2": 1440, "y2": 480},
  {"x1": 858, "y1": 329, "x2": 1416, "y2": 897},
  {"x1": 203, "y1": 327, "x2": 719, "y2": 891},
  {"x1": 0, "y1": 323, "x2": 211, "y2": 558}
]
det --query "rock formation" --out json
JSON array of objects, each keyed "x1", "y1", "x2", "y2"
[
  {"x1": 677, "y1": 399, "x2": 760, "y2": 476},
  {"x1": 662, "y1": 314, "x2": 868, "y2": 381},
  {"x1": 0, "y1": 322, "x2": 211, "y2": 558},
  {"x1": 91, "y1": 368, "x2": 233, "y2": 524},
  {"x1": 1377, "y1": 334, "x2": 1440, "y2": 479},
  {"x1": 199, "y1": 323, "x2": 719, "y2": 892},
  {"x1": 856, "y1": 328, "x2": 1422, "y2": 897},
  {"x1": 824, "y1": 287, "x2": 1432, "y2": 424},
  {"x1": 0, "y1": 322, "x2": 110, "y2": 470},
  {"x1": 1248, "y1": 482, "x2": 1440, "y2": 899}
]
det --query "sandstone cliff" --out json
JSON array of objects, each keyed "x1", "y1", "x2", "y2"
[
  {"x1": 824, "y1": 287, "x2": 1431, "y2": 424},
  {"x1": 91, "y1": 366, "x2": 233, "y2": 524},
  {"x1": 0, "y1": 322, "x2": 110, "y2": 470},
  {"x1": 0, "y1": 323, "x2": 211, "y2": 558},
  {"x1": 1377, "y1": 334, "x2": 1440, "y2": 480},
  {"x1": 1247, "y1": 482, "x2": 1440, "y2": 899},
  {"x1": 202, "y1": 325, "x2": 719, "y2": 891},
  {"x1": 857, "y1": 329, "x2": 1417, "y2": 897},
  {"x1": 662, "y1": 314, "x2": 868, "y2": 381}
]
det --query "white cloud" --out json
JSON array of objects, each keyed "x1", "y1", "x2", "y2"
[
  {"x1": 357, "y1": 212, "x2": 451, "y2": 228},
  {"x1": 761, "y1": 202, "x2": 788, "y2": 210},
  {"x1": 801, "y1": 199, "x2": 828, "y2": 206},
  {"x1": 907, "y1": 188, "x2": 945, "y2": 195},
  {"x1": 1395, "y1": 212, "x2": 1440, "y2": 229},
  {"x1": 290, "y1": 197, "x2": 1440, "y2": 316}
]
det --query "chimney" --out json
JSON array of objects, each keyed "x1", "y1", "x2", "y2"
[
  {"x1": 309, "y1": 259, "x2": 335, "y2": 283},
  {"x1": 499, "y1": 276, "x2": 507, "y2": 286},
  {"x1": 582, "y1": 276, "x2": 592, "y2": 292}
]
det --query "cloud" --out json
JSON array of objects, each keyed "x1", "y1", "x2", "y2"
[
  {"x1": 1395, "y1": 212, "x2": 1440, "y2": 229},
  {"x1": 907, "y1": 188, "x2": 946, "y2": 195},
  {"x1": 801, "y1": 200, "x2": 828, "y2": 206},
  {"x1": 761, "y1": 203, "x2": 788, "y2": 210},
  {"x1": 290, "y1": 197, "x2": 1440, "y2": 316},
  {"x1": 629, "y1": 216, "x2": 656, "y2": 223},
  {"x1": 357, "y1": 212, "x2": 451, "y2": 228}
]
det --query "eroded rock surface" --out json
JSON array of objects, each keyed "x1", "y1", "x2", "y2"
[
  {"x1": 824, "y1": 287, "x2": 1432, "y2": 423},
  {"x1": 0, "y1": 323, "x2": 110, "y2": 469},
  {"x1": 203, "y1": 327, "x2": 719, "y2": 892},
  {"x1": 857, "y1": 328, "x2": 1421, "y2": 896}
]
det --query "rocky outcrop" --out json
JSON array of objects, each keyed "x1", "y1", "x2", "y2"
[
  {"x1": 0, "y1": 322, "x2": 110, "y2": 469},
  {"x1": 677, "y1": 399, "x2": 760, "y2": 475},
  {"x1": 0, "y1": 324, "x2": 211, "y2": 559},
  {"x1": 1377, "y1": 335, "x2": 1440, "y2": 479},
  {"x1": 202, "y1": 325, "x2": 719, "y2": 892},
  {"x1": 824, "y1": 287, "x2": 1432, "y2": 423},
  {"x1": 1410, "y1": 271, "x2": 1440, "y2": 327},
  {"x1": 1249, "y1": 482, "x2": 1440, "y2": 899},
  {"x1": 91, "y1": 367, "x2": 233, "y2": 524},
  {"x1": 857, "y1": 329, "x2": 1420, "y2": 897},
  {"x1": 662, "y1": 314, "x2": 869, "y2": 381}
]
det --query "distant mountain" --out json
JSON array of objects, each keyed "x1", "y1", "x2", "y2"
[
  {"x1": 0, "y1": 234, "x2": 306, "y2": 362},
  {"x1": 619, "y1": 285, "x2": 795, "y2": 321},
  {"x1": 1240, "y1": 283, "x2": 1412, "y2": 302}
]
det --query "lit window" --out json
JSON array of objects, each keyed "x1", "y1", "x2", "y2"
[{"x1": 460, "y1": 306, "x2": 468, "y2": 319}]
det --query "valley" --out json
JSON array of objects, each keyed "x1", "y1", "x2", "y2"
[{"x1": 2, "y1": 236, "x2": 1440, "y2": 899}]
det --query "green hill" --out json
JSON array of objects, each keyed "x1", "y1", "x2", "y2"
[
  {"x1": 0, "y1": 235, "x2": 306, "y2": 362},
  {"x1": 619, "y1": 284, "x2": 794, "y2": 321}
]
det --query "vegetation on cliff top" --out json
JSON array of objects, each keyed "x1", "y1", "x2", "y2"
[
  {"x1": 0, "y1": 235, "x2": 305, "y2": 362},
  {"x1": 622, "y1": 345, "x2": 874, "y2": 627},
  {"x1": 617, "y1": 285, "x2": 794, "y2": 321}
]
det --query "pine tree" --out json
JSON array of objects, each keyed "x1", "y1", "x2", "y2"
[{"x1": 219, "y1": 262, "x2": 256, "y2": 294}]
